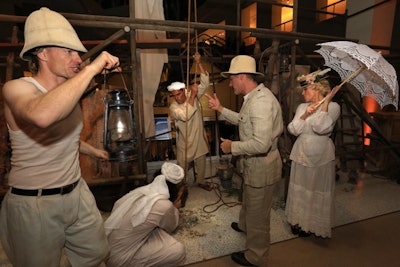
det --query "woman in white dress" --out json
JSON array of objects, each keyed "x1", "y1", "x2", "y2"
[{"x1": 285, "y1": 70, "x2": 340, "y2": 238}]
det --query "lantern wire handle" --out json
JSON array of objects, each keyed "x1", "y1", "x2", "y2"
[
  {"x1": 102, "y1": 71, "x2": 133, "y2": 102},
  {"x1": 119, "y1": 72, "x2": 133, "y2": 102},
  {"x1": 103, "y1": 72, "x2": 108, "y2": 90}
]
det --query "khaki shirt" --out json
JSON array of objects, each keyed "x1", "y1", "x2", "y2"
[{"x1": 220, "y1": 84, "x2": 283, "y2": 187}]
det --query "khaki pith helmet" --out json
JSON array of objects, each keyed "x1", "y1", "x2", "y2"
[
  {"x1": 220, "y1": 55, "x2": 264, "y2": 78},
  {"x1": 20, "y1": 7, "x2": 87, "y2": 61}
]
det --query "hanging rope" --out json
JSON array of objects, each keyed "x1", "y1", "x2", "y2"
[
  {"x1": 194, "y1": 0, "x2": 198, "y2": 60},
  {"x1": 179, "y1": 1, "x2": 240, "y2": 213},
  {"x1": 183, "y1": 0, "x2": 192, "y2": 183},
  {"x1": 184, "y1": 0, "x2": 204, "y2": 183},
  {"x1": 188, "y1": 0, "x2": 214, "y2": 182}
]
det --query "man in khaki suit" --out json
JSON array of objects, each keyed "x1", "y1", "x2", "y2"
[{"x1": 205, "y1": 55, "x2": 283, "y2": 266}]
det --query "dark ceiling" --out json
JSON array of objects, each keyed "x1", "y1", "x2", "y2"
[
  {"x1": 0, "y1": 0, "x2": 246, "y2": 82},
  {"x1": 0, "y1": 0, "x2": 248, "y2": 41}
]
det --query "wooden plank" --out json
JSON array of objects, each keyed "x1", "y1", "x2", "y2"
[{"x1": 0, "y1": 39, "x2": 181, "y2": 52}]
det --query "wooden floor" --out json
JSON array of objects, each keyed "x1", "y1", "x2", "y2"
[{"x1": 184, "y1": 211, "x2": 400, "y2": 267}]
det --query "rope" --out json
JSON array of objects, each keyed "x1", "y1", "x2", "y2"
[
  {"x1": 183, "y1": 0, "x2": 213, "y2": 183},
  {"x1": 202, "y1": 181, "x2": 241, "y2": 213},
  {"x1": 180, "y1": 1, "x2": 239, "y2": 212},
  {"x1": 184, "y1": 0, "x2": 192, "y2": 183}
]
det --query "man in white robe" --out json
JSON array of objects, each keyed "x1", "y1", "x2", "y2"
[
  {"x1": 168, "y1": 53, "x2": 211, "y2": 190},
  {"x1": 104, "y1": 162, "x2": 187, "y2": 267}
]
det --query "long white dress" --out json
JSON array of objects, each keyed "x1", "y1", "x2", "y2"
[{"x1": 285, "y1": 101, "x2": 340, "y2": 238}]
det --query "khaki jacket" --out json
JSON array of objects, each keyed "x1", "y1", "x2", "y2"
[{"x1": 220, "y1": 84, "x2": 283, "y2": 187}]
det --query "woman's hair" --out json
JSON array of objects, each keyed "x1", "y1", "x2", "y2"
[{"x1": 310, "y1": 79, "x2": 331, "y2": 97}]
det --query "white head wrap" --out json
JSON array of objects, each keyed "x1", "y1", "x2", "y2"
[
  {"x1": 104, "y1": 162, "x2": 184, "y2": 236},
  {"x1": 162, "y1": 162, "x2": 184, "y2": 183},
  {"x1": 167, "y1": 81, "x2": 186, "y2": 91}
]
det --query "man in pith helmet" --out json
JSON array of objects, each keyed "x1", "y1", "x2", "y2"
[
  {"x1": 0, "y1": 7, "x2": 120, "y2": 267},
  {"x1": 206, "y1": 55, "x2": 283, "y2": 267}
]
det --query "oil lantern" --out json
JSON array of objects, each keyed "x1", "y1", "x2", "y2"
[{"x1": 103, "y1": 89, "x2": 136, "y2": 162}]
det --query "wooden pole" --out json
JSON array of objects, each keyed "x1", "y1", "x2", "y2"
[
  {"x1": 265, "y1": 39, "x2": 280, "y2": 90},
  {"x1": 0, "y1": 13, "x2": 358, "y2": 43},
  {"x1": 81, "y1": 27, "x2": 131, "y2": 61},
  {"x1": 129, "y1": 0, "x2": 145, "y2": 174}
]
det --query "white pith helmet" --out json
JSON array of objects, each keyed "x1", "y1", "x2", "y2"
[{"x1": 20, "y1": 7, "x2": 87, "y2": 60}]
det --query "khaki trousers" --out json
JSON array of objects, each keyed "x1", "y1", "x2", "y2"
[
  {"x1": 178, "y1": 154, "x2": 206, "y2": 184},
  {"x1": 238, "y1": 182, "x2": 277, "y2": 267},
  {"x1": 0, "y1": 179, "x2": 108, "y2": 267}
]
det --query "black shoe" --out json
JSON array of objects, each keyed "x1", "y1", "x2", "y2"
[
  {"x1": 291, "y1": 225, "x2": 311, "y2": 237},
  {"x1": 231, "y1": 252, "x2": 256, "y2": 266},
  {"x1": 298, "y1": 230, "x2": 311, "y2": 237},
  {"x1": 231, "y1": 222, "x2": 244, "y2": 233},
  {"x1": 291, "y1": 225, "x2": 300, "y2": 235}
]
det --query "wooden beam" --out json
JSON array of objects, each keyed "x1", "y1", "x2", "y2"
[
  {"x1": 0, "y1": 39, "x2": 182, "y2": 54},
  {"x1": 83, "y1": 39, "x2": 181, "y2": 49},
  {"x1": 0, "y1": 13, "x2": 357, "y2": 43}
]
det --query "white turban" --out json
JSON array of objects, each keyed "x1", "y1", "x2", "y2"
[
  {"x1": 162, "y1": 162, "x2": 184, "y2": 184},
  {"x1": 167, "y1": 81, "x2": 186, "y2": 91},
  {"x1": 104, "y1": 162, "x2": 184, "y2": 236}
]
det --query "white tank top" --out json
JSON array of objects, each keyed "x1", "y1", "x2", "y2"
[{"x1": 8, "y1": 77, "x2": 83, "y2": 189}]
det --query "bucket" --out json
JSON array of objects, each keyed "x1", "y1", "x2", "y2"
[{"x1": 217, "y1": 157, "x2": 234, "y2": 189}]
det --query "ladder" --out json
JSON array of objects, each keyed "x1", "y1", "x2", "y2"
[
  {"x1": 333, "y1": 87, "x2": 365, "y2": 183},
  {"x1": 334, "y1": 85, "x2": 400, "y2": 184}
]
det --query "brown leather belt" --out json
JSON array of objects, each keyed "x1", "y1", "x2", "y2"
[{"x1": 11, "y1": 180, "x2": 80, "y2": 196}]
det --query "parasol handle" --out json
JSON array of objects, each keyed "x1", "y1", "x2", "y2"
[
  {"x1": 316, "y1": 65, "x2": 365, "y2": 107},
  {"x1": 338, "y1": 65, "x2": 365, "y2": 87}
]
